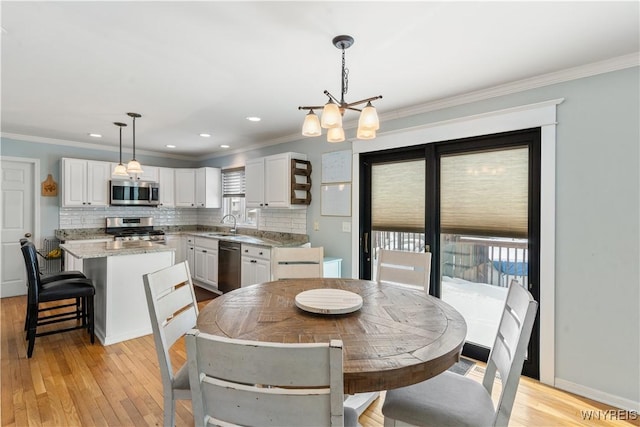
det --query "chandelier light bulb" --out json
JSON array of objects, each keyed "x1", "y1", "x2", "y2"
[
  {"x1": 302, "y1": 110, "x2": 322, "y2": 137},
  {"x1": 327, "y1": 127, "x2": 345, "y2": 143},
  {"x1": 321, "y1": 100, "x2": 342, "y2": 129},
  {"x1": 358, "y1": 101, "x2": 380, "y2": 131}
]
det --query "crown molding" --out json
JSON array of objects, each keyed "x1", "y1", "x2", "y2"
[
  {"x1": 0, "y1": 132, "x2": 196, "y2": 161},
  {"x1": 377, "y1": 53, "x2": 639, "y2": 121}
]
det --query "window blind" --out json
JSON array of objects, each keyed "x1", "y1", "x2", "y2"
[
  {"x1": 222, "y1": 167, "x2": 245, "y2": 197},
  {"x1": 372, "y1": 159, "x2": 426, "y2": 232},
  {"x1": 440, "y1": 147, "x2": 528, "y2": 238}
]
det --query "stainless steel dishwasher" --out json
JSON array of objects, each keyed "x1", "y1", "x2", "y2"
[{"x1": 218, "y1": 240, "x2": 241, "y2": 293}]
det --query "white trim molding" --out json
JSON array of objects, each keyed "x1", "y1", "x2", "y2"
[
  {"x1": 350, "y1": 99, "x2": 562, "y2": 387},
  {"x1": 555, "y1": 379, "x2": 640, "y2": 413}
]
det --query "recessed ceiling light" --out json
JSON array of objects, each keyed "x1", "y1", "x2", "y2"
[
  {"x1": 199, "y1": 133, "x2": 211, "y2": 137},
  {"x1": 88, "y1": 133, "x2": 102, "y2": 138},
  {"x1": 220, "y1": 144, "x2": 230, "y2": 149},
  {"x1": 246, "y1": 116, "x2": 261, "y2": 122},
  {"x1": 166, "y1": 144, "x2": 176, "y2": 148}
]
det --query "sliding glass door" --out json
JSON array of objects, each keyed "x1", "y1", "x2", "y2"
[{"x1": 359, "y1": 128, "x2": 540, "y2": 379}]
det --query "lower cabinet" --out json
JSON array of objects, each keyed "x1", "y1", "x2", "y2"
[
  {"x1": 193, "y1": 237, "x2": 218, "y2": 292},
  {"x1": 241, "y1": 244, "x2": 271, "y2": 287},
  {"x1": 186, "y1": 237, "x2": 195, "y2": 276},
  {"x1": 165, "y1": 234, "x2": 185, "y2": 263}
]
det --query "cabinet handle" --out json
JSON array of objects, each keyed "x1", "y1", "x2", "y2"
[
  {"x1": 259, "y1": 252, "x2": 263, "y2": 255},
  {"x1": 202, "y1": 250, "x2": 207, "y2": 253}
]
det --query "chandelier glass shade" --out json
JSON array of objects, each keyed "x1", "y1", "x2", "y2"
[
  {"x1": 126, "y1": 112, "x2": 144, "y2": 174},
  {"x1": 299, "y1": 35, "x2": 382, "y2": 143},
  {"x1": 112, "y1": 121, "x2": 129, "y2": 177}
]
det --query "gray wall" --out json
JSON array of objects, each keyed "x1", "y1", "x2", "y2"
[
  {"x1": 2, "y1": 66, "x2": 638, "y2": 407},
  {"x1": 207, "y1": 67, "x2": 640, "y2": 407},
  {"x1": 0, "y1": 138, "x2": 195, "y2": 236}
]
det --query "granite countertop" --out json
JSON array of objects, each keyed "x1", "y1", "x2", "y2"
[
  {"x1": 60, "y1": 240, "x2": 174, "y2": 259},
  {"x1": 185, "y1": 231, "x2": 303, "y2": 248},
  {"x1": 57, "y1": 226, "x2": 308, "y2": 248}
]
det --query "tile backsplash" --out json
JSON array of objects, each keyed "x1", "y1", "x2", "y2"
[{"x1": 59, "y1": 206, "x2": 307, "y2": 235}]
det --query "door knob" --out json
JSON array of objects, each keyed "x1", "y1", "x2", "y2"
[{"x1": 24, "y1": 233, "x2": 32, "y2": 238}]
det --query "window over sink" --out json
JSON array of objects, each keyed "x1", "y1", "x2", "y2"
[{"x1": 222, "y1": 167, "x2": 258, "y2": 227}]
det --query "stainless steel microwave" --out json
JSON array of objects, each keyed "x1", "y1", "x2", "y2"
[{"x1": 110, "y1": 180, "x2": 160, "y2": 206}]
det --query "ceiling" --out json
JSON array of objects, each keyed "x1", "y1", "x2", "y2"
[{"x1": 1, "y1": 1, "x2": 638, "y2": 159}]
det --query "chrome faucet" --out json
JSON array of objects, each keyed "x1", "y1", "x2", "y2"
[{"x1": 220, "y1": 214, "x2": 237, "y2": 234}]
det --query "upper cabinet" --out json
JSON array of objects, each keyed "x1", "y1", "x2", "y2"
[
  {"x1": 246, "y1": 152, "x2": 310, "y2": 209},
  {"x1": 62, "y1": 158, "x2": 110, "y2": 207},
  {"x1": 158, "y1": 167, "x2": 175, "y2": 207},
  {"x1": 175, "y1": 168, "x2": 196, "y2": 207},
  {"x1": 195, "y1": 167, "x2": 222, "y2": 208},
  {"x1": 175, "y1": 167, "x2": 221, "y2": 208}
]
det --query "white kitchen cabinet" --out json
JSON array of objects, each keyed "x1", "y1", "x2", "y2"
[
  {"x1": 186, "y1": 236, "x2": 195, "y2": 275},
  {"x1": 193, "y1": 237, "x2": 218, "y2": 292},
  {"x1": 158, "y1": 167, "x2": 175, "y2": 207},
  {"x1": 62, "y1": 158, "x2": 110, "y2": 207},
  {"x1": 133, "y1": 165, "x2": 158, "y2": 182},
  {"x1": 195, "y1": 167, "x2": 222, "y2": 208},
  {"x1": 241, "y1": 244, "x2": 271, "y2": 286},
  {"x1": 245, "y1": 152, "x2": 309, "y2": 208},
  {"x1": 323, "y1": 257, "x2": 343, "y2": 278},
  {"x1": 165, "y1": 234, "x2": 184, "y2": 263},
  {"x1": 174, "y1": 167, "x2": 221, "y2": 208},
  {"x1": 175, "y1": 169, "x2": 196, "y2": 207},
  {"x1": 245, "y1": 157, "x2": 265, "y2": 207}
]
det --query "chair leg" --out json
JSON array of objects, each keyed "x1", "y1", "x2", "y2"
[
  {"x1": 26, "y1": 303, "x2": 38, "y2": 358},
  {"x1": 87, "y1": 296, "x2": 95, "y2": 344},
  {"x1": 163, "y1": 393, "x2": 175, "y2": 427}
]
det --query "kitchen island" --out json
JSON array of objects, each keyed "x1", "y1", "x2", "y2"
[{"x1": 60, "y1": 240, "x2": 175, "y2": 345}]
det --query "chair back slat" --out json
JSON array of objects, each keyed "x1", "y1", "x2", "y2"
[
  {"x1": 483, "y1": 280, "x2": 538, "y2": 426},
  {"x1": 377, "y1": 249, "x2": 432, "y2": 293},
  {"x1": 21, "y1": 242, "x2": 42, "y2": 303},
  {"x1": 143, "y1": 262, "x2": 199, "y2": 385},
  {"x1": 186, "y1": 330, "x2": 345, "y2": 427},
  {"x1": 272, "y1": 247, "x2": 324, "y2": 280}
]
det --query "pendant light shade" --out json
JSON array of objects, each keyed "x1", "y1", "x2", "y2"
[
  {"x1": 358, "y1": 101, "x2": 380, "y2": 131},
  {"x1": 126, "y1": 112, "x2": 144, "y2": 175},
  {"x1": 299, "y1": 35, "x2": 382, "y2": 143},
  {"x1": 356, "y1": 127, "x2": 376, "y2": 140},
  {"x1": 321, "y1": 99, "x2": 342, "y2": 129},
  {"x1": 112, "y1": 122, "x2": 129, "y2": 177},
  {"x1": 302, "y1": 110, "x2": 321, "y2": 136},
  {"x1": 327, "y1": 127, "x2": 345, "y2": 143}
]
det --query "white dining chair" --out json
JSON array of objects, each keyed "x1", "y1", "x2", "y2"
[
  {"x1": 381, "y1": 280, "x2": 538, "y2": 427},
  {"x1": 377, "y1": 248, "x2": 432, "y2": 293},
  {"x1": 271, "y1": 246, "x2": 324, "y2": 279},
  {"x1": 143, "y1": 261, "x2": 199, "y2": 427},
  {"x1": 185, "y1": 330, "x2": 359, "y2": 427}
]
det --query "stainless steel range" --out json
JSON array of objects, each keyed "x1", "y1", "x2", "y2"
[{"x1": 105, "y1": 217, "x2": 165, "y2": 243}]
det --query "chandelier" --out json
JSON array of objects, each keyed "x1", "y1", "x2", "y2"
[{"x1": 298, "y1": 35, "x2": 382, "y2": 143}]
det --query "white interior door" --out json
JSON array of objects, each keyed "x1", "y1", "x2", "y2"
[{"x1": 1, "y1": 158, "x2": 38, "y2": 297}]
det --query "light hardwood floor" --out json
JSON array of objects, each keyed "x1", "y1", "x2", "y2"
[{"x1": 2, "y1": 296, "x2": 637, "y2": 426}]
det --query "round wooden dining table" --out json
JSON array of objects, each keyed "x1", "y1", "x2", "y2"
[{"x1": 196, "y1": 278, "x2": 467, "y2": 394}]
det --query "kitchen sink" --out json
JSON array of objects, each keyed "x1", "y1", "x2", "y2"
[{"x1": 206, "y1": 232, "x2": 235, "y2": 237}]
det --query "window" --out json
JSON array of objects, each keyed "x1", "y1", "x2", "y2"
[{"x1": 222, "y1": 167, "x2": 258, "y2": 227}]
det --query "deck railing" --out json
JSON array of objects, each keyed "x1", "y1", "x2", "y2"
[{"x1": 372, "y1": 231, "x2": 528, "y2": 287}]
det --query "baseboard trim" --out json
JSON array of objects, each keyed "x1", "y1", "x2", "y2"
[{"x1": 555, "y1": 378, "x2": 640, "y2": 412}]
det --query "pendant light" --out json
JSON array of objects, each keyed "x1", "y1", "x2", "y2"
[
  {"x1": 298, "y1": 35, "x2": 382, "y2": 142},
  {"x1": 126, "y1": 112, "x2": 144, "y2": 175},
  {"x1": 112, "y1": 122, "x2": 129, "y2": 177}
]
